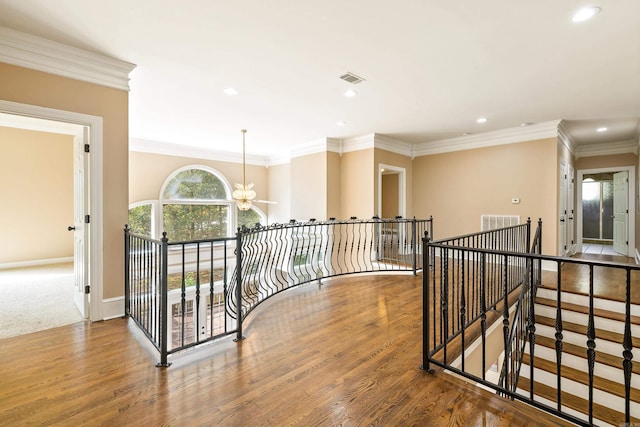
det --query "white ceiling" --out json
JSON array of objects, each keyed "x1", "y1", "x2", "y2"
[{"x1": 0, "y1": 0, "x2": 638, "y2": 156}]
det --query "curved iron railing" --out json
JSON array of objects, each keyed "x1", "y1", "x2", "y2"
[
  {"x1": 125, "y1": 216, "x2": 432, "y2": 365},
  {"x1": 227, "y1": 217, "x2": 433, "y2": 338}
]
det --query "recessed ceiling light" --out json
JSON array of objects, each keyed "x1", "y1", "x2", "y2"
[
  {"x1": 344, "y1": 89, "x2": 357, "y2": 97},
  {"x1": 572, "y1": 7, "x2": 600, "y2": 22},
  {"x1": 597, "y1": 127, "x2": 608, "y2": 132},
  {"x1": 336, "y1": 121, "x2": 346, "y2": 126},
  {"x1": 476, "y1": 117, "x2": 487, "y2": 124},
  {"x1": 223, "y1": 87, "x2": 239, "y2": 96},
  {"x1": 520, "y1": 122, "x2": 533, "y2": 127}
]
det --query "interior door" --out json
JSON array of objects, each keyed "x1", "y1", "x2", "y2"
[
  {"x1": 567, "y1": 164, "x2": 575, "y2": 255},
  {"x1": 559, "y1": 162, "x2": 567, "y2": 255},
  {"x1": 72, "y1": 129, "x2": 89, "y2": 317},
  {"x1": 613, "y1": 171, "x2": 629, "y2": 256}
]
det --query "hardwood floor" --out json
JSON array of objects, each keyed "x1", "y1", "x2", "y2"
[{"x1": 0, "y1": 274, "x2": 573, "y2": 426}]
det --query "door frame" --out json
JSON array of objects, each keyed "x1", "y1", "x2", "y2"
[
  {"x1": 0, "y1": 99, "x2": 104, "y2": 321},
  {"x1": 576, "y1": 166, "x2": 635, "y2": 257},
  {"x1": 378, "y1": 163, "x2": 406, "y2": 219}
]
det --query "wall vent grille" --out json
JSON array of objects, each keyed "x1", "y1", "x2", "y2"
[{"x1": 481, "y1": 215, "x2": 520, "y2": 231}]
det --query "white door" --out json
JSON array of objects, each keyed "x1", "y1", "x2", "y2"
[
  {"x1": 567, "y1": 164, "x2": 575, "y2": 255},
  {"x1": 613, "y1": 171, "x2": 629, "y2": 256},
  {"x1": 559, "y1": 162, "x2": 567, "y2": 255},
  {"x1": 72, "y1": 128, "x2": 89, "y2": 317}
]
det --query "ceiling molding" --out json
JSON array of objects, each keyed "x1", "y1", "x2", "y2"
[
  {"x1": 130, "y1": 138, "x2": 269, "y2": 166},
  {"x1": 575, "y1": 139, "x2": 638, "y2": 158},
  {"x1": 342, "y1": 133, "x2": 375, "y2": 153},
  {"x1": 556, "y1": 121, "x2": 576, "y2": 155},
  {"x1": 290, "y1": 137, "x2": 338, "y2": 159},
  {"x1": 0, "y1": 25, "x2": 136, "y2": 91},
  {"x1": 413, "y1": 120, "x2": 561, "y2": 157},
  {"x1": 373, "y1": 134, "x2": 414, "y2": 158}
]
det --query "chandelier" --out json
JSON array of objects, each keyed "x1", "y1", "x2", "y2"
[{"x1": 232, "y1": 129, "x2": 256, "y2": 211}]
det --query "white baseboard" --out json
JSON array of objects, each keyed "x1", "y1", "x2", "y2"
[
  {"x1": 0, "y1": 257, "x2": 73, "y2": 270},
  {"x1": 636, "y1": 248, "x2": 640, "y2": 265},
  {"x1": 102, "y1": 296, "x2": 125, "y2": 320}
]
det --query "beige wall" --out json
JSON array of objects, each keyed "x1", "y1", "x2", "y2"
[
  {"x1": 575, "y1": 153, "x2": 638, "y2": 170},
  {"x1": 340, "y1": 149, "x2": 375, "y2": 219},
  {"x1": 381, "y1": 174, "x2": 399, "y2": 218},
  {"x1": 267, "y1": 162, "x2": 291, "y2": 224},
  {"x1": 290, "y1": 152, "x2": 327, "y2": 221},
  {"x1": 326, "y1": 152, "x2": 341, "y2": 219},
  {"x1": 413, "y1": 138, "x2": 557, "y2": 254},
  {"x1": 0, "y1": 127, "x2": 73, "y2": 264},
  {"x1": 0, "y1": 62, "x2": 129, "y2": 300}
]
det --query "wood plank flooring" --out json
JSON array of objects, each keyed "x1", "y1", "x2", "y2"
[{"x1": 0, "y1": 274, "x2": 573, "y2": 426}]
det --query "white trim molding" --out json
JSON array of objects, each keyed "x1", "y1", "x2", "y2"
[
  {"x1": 130, "y1": 138, "x2": 270, "y2": 166},
  {"x1": 0, "y1": 257, "x2": 74, "y2": 271},
  {"x1": 575, "y1": 139, "x2": 638, "y2": 158},
  {"x1": 102, "y1": 296, "x2": 125, "y2": 320},
  {"x1": 414, "y1": 120, "x2": 561, "y2": 157},
  {"x1": 0, "y1": 25, "x2": 136, "y2": 91}
]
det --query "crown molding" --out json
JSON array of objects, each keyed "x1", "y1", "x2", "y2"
[
  {"x1": 0, "y1": 26, "x2": 136, "y2": 91},
  {"x1": 413, "y1": 120, "x2": 561, "y2": 157},
  {"x1": 130, "y1": 138, "x2": 269, "y2": 166},
  {"x1": 290, "y1": 137, "x2": 342, "y2": 158},
  {"x1": 556, "y1": 121, "x2": 576, "y2": 155},
  {"x1": 373, "y1": 134, "x2": 415, "y2": 158},
  {"x1": 343, "y1": 133, "x2": 375, "y2": 152},
  {"x1": 575, "y1": 139, "x2": 638, "y2": 158}
]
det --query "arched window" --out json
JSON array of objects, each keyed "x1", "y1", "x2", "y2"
[
  {"x1": 147, "y1": 165, "x2": 267, "y2": 242},
  {"x1": 128, "y1": 200, "x2": 156, "y2": 238}
]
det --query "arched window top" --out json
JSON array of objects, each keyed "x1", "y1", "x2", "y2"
[{"x1": 161, "y1": 166, "x2": 230, "y2": 201}]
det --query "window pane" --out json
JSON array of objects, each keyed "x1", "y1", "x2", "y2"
[
  {"x1": 128, "y1": 204, "x2": 152, "y2": 237},
  {"x1": 163, "y1": 169, "x2": 227, "y2": 200},
  {"x1": 163, "y1": 204, "x2": 228, "y2": 241},
  {"x1": 238, "y1": 208, "x2": 262, "y2": 229}
]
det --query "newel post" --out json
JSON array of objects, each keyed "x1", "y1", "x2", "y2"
[
  {"x1": 420, "y1": 230, "x2": 435, "y2": 373},
  {"x1": 157, "y1": 232, "x2": 171, "y2": 367}
]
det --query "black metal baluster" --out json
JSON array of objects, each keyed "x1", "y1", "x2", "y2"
[
  {"x1": 480, "y1": 251, "x2": 487, "y2": 381},
  {"x1": 555, "y1": 260, "x2": 563, "y2": 410},
  {"x1": 623, "y1": 268, "x2": 633, "y2": 425},
  {"x1": 586, "y1": 264, "x2": 596, "y2": 425}
]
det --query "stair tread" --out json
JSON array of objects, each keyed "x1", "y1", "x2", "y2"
[
  {"x1": 521, "y1": 353, "x2": 640, "y2": 401},
  {"x1": 534, "y1": 335, "x2": 640, "y2": 375},
  {"x1": 535, "y1": 314, "x2": 640, "y2": 348},
  {"x1": 518, "y1": 376, "x2": 640, "y2": 425},
  {"x1": 536, "y1": 296, "x2": 640, "y2": 325}
]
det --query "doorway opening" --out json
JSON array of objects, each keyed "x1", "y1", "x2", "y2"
[
  {"x1": 0, "y1": 100, "x2": 104, "y2": 331},
  {"x1": 576, "y1": 167, "x2": 635, "y2": 258}
]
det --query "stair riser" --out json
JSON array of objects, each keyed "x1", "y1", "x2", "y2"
[
  {"x1": 537, "y1": 287, "x2": 640, "y2": 316},
  {"x1": 519, "y1": 364, "x2": 640, "y2": 417},
  {"x1": 514, "y1": 387, "x2": 618, "y2": 427},
  {"x1": 535, "y1": 323, "x2": 640, "y2": 360},
  {"x1": 535, "y1": 303, "x2": 640, "y2": 337},
  {"x1": 532, "y1": 344, "x2": 640, "y2": 390}
]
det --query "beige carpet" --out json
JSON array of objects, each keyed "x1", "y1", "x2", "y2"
[{"x1": 0, "y1": 263, "x2": 84, "y2": 339}]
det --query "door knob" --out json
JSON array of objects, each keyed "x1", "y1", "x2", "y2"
[{"x1": 68, "y1": 226, "x2": 76, "y2": 231}]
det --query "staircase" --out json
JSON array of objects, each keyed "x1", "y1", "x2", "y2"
[{"x1": 515, "y1": 285, "x2": 640, "y2": 426}]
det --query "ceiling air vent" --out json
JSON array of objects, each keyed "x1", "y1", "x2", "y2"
[{"x1": 339, "y1": 72, "x2": 366, "y2": 84}]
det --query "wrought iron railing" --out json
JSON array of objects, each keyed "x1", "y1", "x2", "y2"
[
  {"x1": 125, "y1": 216, "x2": 432, "y2": 366},
  {"x1": 421, "y1": 221, "x2": 531, "y2": 369},
  {"x1": 498, "y1": 219, "x2": 542, "y2": 393},
  {"x1": 421, "y1": 219, "x2": 640, "y2": 426}
]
